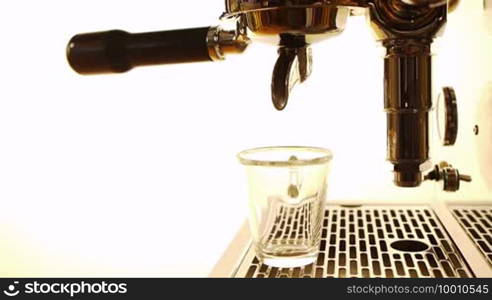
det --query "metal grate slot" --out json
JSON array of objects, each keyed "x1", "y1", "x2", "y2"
[
  {"x1": 451, "y1": 206, "x2": 492, "y2": 266},
  {"x1": 238, "y1": 206, "x2": 472, "y2": 278}
]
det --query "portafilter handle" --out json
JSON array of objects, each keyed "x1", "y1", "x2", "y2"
[{"x1": 67, "y1": 26, "x2": 249, "y2": 75}]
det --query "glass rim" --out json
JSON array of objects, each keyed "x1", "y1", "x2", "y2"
[{"x1": 237, "y1": 146, "x2": 333, "y2": 167}]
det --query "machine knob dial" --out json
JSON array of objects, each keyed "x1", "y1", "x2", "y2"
[{"x1": 437, "y1": 87, "x2": 459, "y2": 146}]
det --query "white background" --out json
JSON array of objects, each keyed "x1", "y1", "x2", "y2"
[{"x1": 0, "y1": 1, "x2": 490, "y2": 277}]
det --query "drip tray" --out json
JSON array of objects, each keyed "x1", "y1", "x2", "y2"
[
  {"x1": 451, "y1": 206, "x2": 492, "y2": 266},
  {"x1": 234, "y1": 206, "x2": 473, "y2": 278}
]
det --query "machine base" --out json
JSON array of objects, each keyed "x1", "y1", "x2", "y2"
[{"x1": 211, "y1": 203, "x2": 492, "y2": 278}]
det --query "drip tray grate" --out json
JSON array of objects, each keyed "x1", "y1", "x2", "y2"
[
  {"x1": 451, "y1": 206, "x2": 492, "y2": 266},
  {"x1": 238, "y1": 206, "x2": 472, "y2": 278}
]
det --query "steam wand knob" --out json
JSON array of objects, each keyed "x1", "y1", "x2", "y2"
[{"x1": 424, "y1": 161, "x2": 472, "y2": 192}]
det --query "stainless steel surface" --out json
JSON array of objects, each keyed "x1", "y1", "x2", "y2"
[
  {"x1": 400, "y1": 0, "x2": 447, "y2": 6},
  {"x1": 244, "y1": 7, "x2": 350, "y2": 45},
  {"x1": 451, "y1": 206, "x2": 492, "y2": 266},
  {"x1": 223, "y1": 1, "x2": 357, "y2": 45},
  {"x1": 206, "y1": 26, "x2": 250, "y2": 61},
  {"x1": 210, "y1": 221, "x2": 252, "y2": 278},
  {"x1": 212, "y1": 203, "x2": 492, "y2": 278},
  {"x1": 230, "y1": 206, "x2": 473, "y2": 278},
  {"x1": 401, "y1": 0, "x2": 459, "y2": 10},
  {"x1": 224, "y1": 0, "x2": 369, "y2": 17},
  {"x1": 367, "y1": 1, "x2": 447, "y2": 41}
]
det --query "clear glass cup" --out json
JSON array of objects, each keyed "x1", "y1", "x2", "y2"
[{"x1": 238, "y1": 146, "x2": 333, "y2": 268}]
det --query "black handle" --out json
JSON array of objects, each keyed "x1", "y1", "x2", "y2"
[{"x1": 67, "y1": 27, "x2": 213, "y2": 75}]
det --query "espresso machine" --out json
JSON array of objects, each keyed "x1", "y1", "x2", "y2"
[{"x1": 67, "y1": 0, "x2": 492, "y2": 278}]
